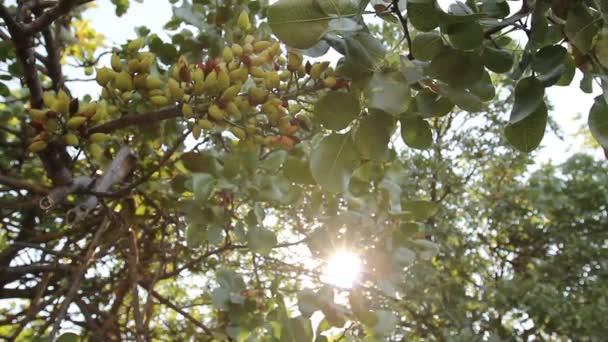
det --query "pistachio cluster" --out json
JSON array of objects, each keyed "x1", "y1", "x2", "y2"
[
  {"x1": 26, "y1": 10, "x2": 346, "y2": 156},
  {"x1": 27, "y1": 89, "x2": 111, "y2": 159}
]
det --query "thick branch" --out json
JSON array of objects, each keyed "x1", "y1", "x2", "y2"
[
  {"x1": 86, "y1": 106, "x2": 181, "y2": 135},
  {"x1": 22, "y1": 0, "x2": 82, "y2": 36},
  {"x1": 0, "y1": 173, "x2": 48, "y2": 194}
]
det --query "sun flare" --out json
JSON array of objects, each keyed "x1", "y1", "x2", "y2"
[{"x1": 322, "y1": 251, "x2": 362, "y2": 289}]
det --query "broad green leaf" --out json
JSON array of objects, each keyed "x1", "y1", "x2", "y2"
[
  {"x1": 565, "y1": 3, "x2": 601, "y2": 54},
  {"x1": 297, "y1": 289, "x2": 320, "y2": 317},
  {"x1": 366, "y1": 71, "x2": 411, "y2": 116},
  {"x1": 429, "y1": 49, "x2": 483, "y2": 88},
  {"x1": 588, "y1": 95, "x2": 608, "y2": 148},
  {"x1": 594, "y1": 26, "x2": 608, "y2": 69},
  {"x1": 403, "y1": 200, "x2": 439, "y2": 220},
  {"x1": 181, "y1": 152, "x2": 220, "y2": 174},
  {"x1": 444, "y1": 21, "x2": 483, "y2": 50},
  {"x1": 268, "y1": 0, "x2": 330, "y2": 49},
  {"x1": 339, "y1": 32, "x2": 387, "y2": 77},
  {"x1": 310, "y1": 133, "x2": 360, "y2": 193},
  {"x1": 394, "y1": 247, "x2": 416, "y2": 266},
  {"x1": 317, "y1": 0, "x2": 361, "y2": 16},
  {"x1": 412, "y1": 239, "x2": 440, "y2": 259},
  {"x1": 353, "y1": 111, "x2": 394, "y2": 159},
  {"x1": 0, "y1": 82, "x2": 9, "y2": 97},
  {"x1": 436, "y1": 83, "x2": 483, "y2": 112},
  {"x1": 173, "y1": 1, "x2": 208, "y2": 31},
  {"x1": 532, "y1": 45, "x2": 567, "y2": 86},
  {"x1": 216, "y1": 269, "x2": 246, "y2": 292},
  {"x1": 468, "y1": 71, "x2": 495, "y2": 102},
  {"x1": 192, "y1": 173, "x2": 215, "y2": 202},
  {"x1": 57, "y1": 332, "x2": 80, "y2": 342},
  {"x1": 556, "y1": 53, "x2": 575, "y2": 86},
  {"x1": 247, "y1": 226, "x2": 277, "y2": 255},
  {"x1": 212, "y1": 287, "x2": 231, "y2": 310},
  {"x1": 284, "y1": 156, "x2": 316, "y2": 184},
  {"x1": 372, "y1": 310, "x2": 397, "y2": 336},
  {"x1": 401, "y1": 118, "x2": 433, "y2": 149},
  {"x1": 505, "y1": 102, "x2": 548, "y2": 152},
  {"x1": 481, "y1": 47, "x2": 514, "y2": 73},
  {"x1": 415, "y1": 89, "x2": 454, "y2": 118},
  {"x1": 411, "y1": 32, "x2": 443, "y2": 61},
  {"x1": 480, "y1": 0, "x2": 510, "y2": 18},
  {"x1": 314, "y1": 92, "x2": 360, "y2": 130},
  {"x1": 509, "y1": 77, "x2": 545, "y2": 124},
  {"x1": 288, "y1": 316, "x2": 313, "y2": 342},
  {"x1": 186, "y1": 225, "x2": 207, "y2": 248},
  {"x1": 408, "y1": 2, "x2": 441, "y2": 32},
  {"x1": 261, "y1": 150, "x2": 287, "y2": 173}
]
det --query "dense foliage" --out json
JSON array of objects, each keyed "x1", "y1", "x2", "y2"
[{"x1": 0, "y1": 0, "x2": 607, "y2": 341}]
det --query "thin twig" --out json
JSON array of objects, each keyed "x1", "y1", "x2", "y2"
[{"x1": 48, "y1": 216, "x2": 111, "y2": 341}]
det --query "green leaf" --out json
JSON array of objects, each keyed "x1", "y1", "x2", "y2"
[
  {"x1": 394, "y1": 247, "x2": 416, "y2": 266},
  {"x1": 444, "y1": 21, "x2": 483, "y2": 50},
  {"x1": 268, "y1": 0, "x2": 330, "y2": 49},
  {"x1": 192, "y1": 173, "x2": 216, "y2": 202},
  {"x1": 565, "y1": 3, "x2": 601, "y2": 54},
  {"x1": 401, "y1": 118, "x2": 433, "y2": 150},
  {"x1": 212, "y1": 287, "x2": 230, "y2": 310},
  {"x1": 284, "y1": 156, "x2": 316, "y2": 184},
  {"x1": 287, "y1": 316, "x2": 314, "y2": 342},
  {"x1": 403, "y1": 200, "x2": 439, "y2": 220},
  {"x1": 0, "y1": 82, "x2": 9, "y2": 97},
  {"x1": 366, "y1": 71, "x2": 411, "y2": 116},
  {"x1": 173, "y1": 1, "x2": 208, "y2": 31},
  {"x1": 412, "y1": 32, "x2": 443, "y2": 61},
  {"x1": 57, "y1": 332, "x2": 80, "y2": 342},
  {"x1": 297, "y1": 289, "x2": 320, "y2": 317},
  {"x1": 481, "y1": 47, "x2": 514, "y2": 73},
  {"x1": 594, "y1": 26, "x2": 608, "y2": 69},
  {"x1": 247, "y1": 226, "x2": 277, "y2": 255},
  {"x1": 310, "y1": 133, "x2": 360, "y2": 193},
  {"x1": 505, "y1": 101, "x2": 548, "y2": 153},
  {"x1": 372, "y1": 310, "x2": 397, "y2": 336},
  {"x1": 556, "y1": 53, "x2": 576, "y2": 86},
  {"x1": 532, "y1": 45, "x2": 567, "y2": 86},
  {"x1": 261, "y1": 150, "x2": 287, "y2": 173},
  {"x1": 429, "y1": 49, "x2": 483, "y2": 88},
  {"x1": 216, "y1": 269, "x2": 246, "y2": 292},
  {"x1": 353, "y1": 111, "x2": 394, "y2": 159},
  {"x1": 468, "y1": 71, "x2": 495, "y2": 102},
  {"x1": 509, "y1": 77, "x2": 545, "y2": 124},
  {"x1": 186, "y1": 225, "x2": 207, "y2": 248},
  {"x1": 407, "y1": 2, "x2": 440, "y2": 32},
  {"x1": 415, "y1": 88, "x2": 454, "y2": 118},
  {"x1": 314, "y1": 92, "x2": 360, "y2": 130},
  {"x1": 588, "y1": 95, "x2": 608, "y2": 148},
  {"x1": 412, "y1": 239, "x2": 440, "y2": 259},
  {"x1": 436, "y1": 83, "x2": 483, "y2": 112}
]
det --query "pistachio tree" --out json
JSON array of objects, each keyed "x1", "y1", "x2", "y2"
[{"x1": 0, "y1": 0, "x2": 607, "y2": 341}]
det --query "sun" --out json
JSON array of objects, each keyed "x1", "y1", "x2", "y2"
[{"x1": 322, "y1": 250, "x2": 362, "y2": 289}]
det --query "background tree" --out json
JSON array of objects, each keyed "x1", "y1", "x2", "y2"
[{"x1": 0, "y1": 0, "x2": 607, "y2": 341}]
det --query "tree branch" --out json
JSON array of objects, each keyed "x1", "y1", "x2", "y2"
[
  {"x1": 86, "y1": 106, "x2": 181, "y2": 135},
  {"x1": 148, "y1": 289, "x2": 213, "y2": 336},
  {"x1": 22, "y1": 0, "x2": 84, "y2": 36},
  {"x1": 0, "y1": 173, "x2": 48, "y2": 194},
  {"x1": 48, "y1": 215, "x2": 110, "y2": 341}
]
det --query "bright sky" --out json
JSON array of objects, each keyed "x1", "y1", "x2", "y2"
[{"x1": 66, "y1": 0, "x2": 602, "y2": 163}]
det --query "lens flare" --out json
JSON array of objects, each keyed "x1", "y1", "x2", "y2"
[{"x1": 322, "y1": 251, "x2": 362, "y2": 289}]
